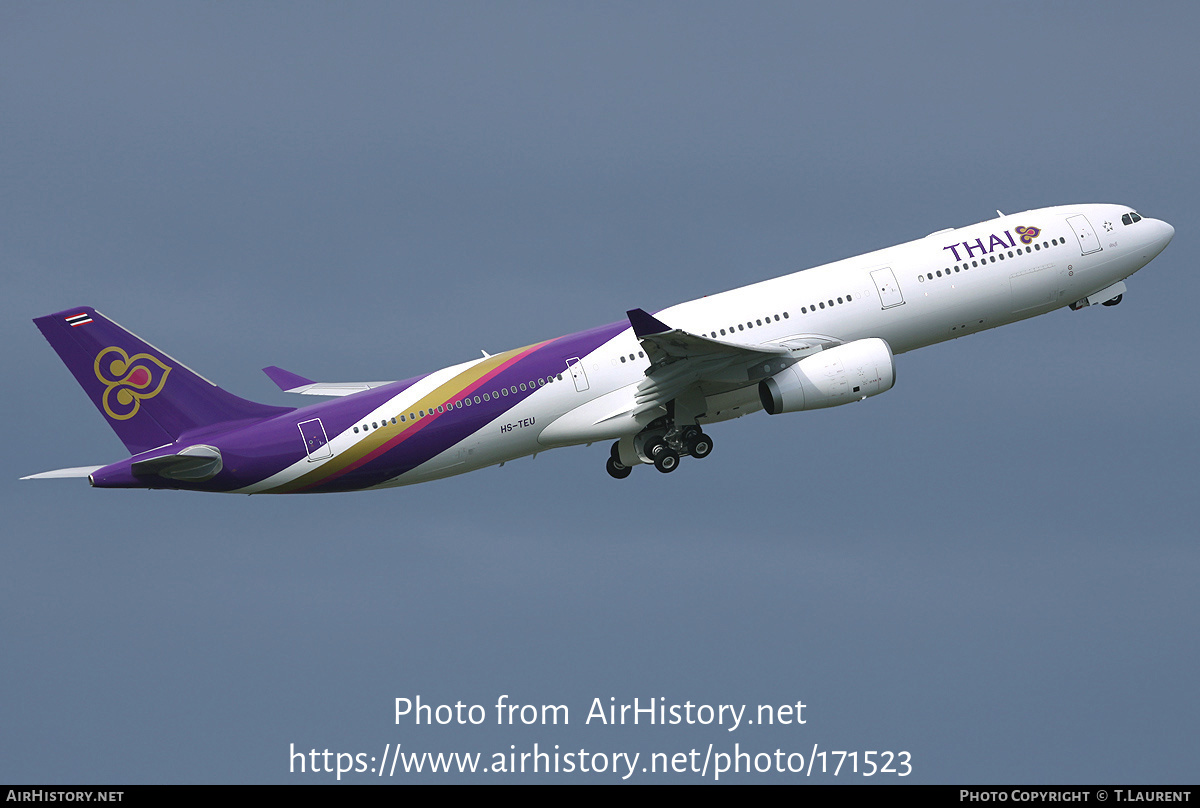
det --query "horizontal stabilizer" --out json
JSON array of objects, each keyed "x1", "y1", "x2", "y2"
[
  {"x1": 262, "y1": 365, "x2": 314, "y2": 390},
  {"x1": 21, "y1": 465, "x2": 103, "y2": 481},
  {"x1": 262, "y1": 366, "x2": 394, "y2": 397}
]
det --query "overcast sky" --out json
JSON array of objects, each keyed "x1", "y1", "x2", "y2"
[{"x1": 3, "y1": 2, "x2": 1197, "y2": 783}]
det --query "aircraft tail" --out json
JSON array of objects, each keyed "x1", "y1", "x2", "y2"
[{"x1": 34, "y1": 307, "x2": 293, "y2": 455}]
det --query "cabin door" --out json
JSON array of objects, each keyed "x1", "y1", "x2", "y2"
[
  {"x1": 870, "y1": 267, "x2": 905, "y2": 309},
  {"x1": 566, "y1": 357, "x2": 590, "y2": 392},
  {"x1": 298, "y1": 418, "x2": 332, "y2": 461},
  {"x1": 1066, "y1": 214, "x2": 1103, "y2": 255}
]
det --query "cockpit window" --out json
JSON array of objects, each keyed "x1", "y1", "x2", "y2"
[{"x1": 1122, "y1": 211, "x2": 1143, "y2": 226}]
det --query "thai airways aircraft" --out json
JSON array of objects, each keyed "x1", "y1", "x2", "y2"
[{"x1": 25, "y1": 203, "x2": 1172, "y2": 493}]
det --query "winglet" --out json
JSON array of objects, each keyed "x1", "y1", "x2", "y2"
[
  {"x1": 627, "y1": 308, "x2": 671, "y2": 338},
  {"x1": 262, "y1": 365, "x2": 315, "y2": 392}
]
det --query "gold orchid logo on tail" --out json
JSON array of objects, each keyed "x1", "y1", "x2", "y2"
[{"x1": 94, "y1": 347, "x2": 171, "y2": 420}]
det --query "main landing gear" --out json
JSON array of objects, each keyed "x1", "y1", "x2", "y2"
[
  {"x1": 605, "y1": 456, "x2": 633, "y2": 480},
  {"x1": 605, "y1": 425, "x2": 714, "y2": 479}
]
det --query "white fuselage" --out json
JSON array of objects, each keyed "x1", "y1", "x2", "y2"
[{"x1": 240, "y1": 203, "x2": 1173, "y2": 491}]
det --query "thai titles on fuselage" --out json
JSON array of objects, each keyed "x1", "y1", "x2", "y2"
[{"x1": 942, "y1": 225, "x2": 1041, "y2": 262}]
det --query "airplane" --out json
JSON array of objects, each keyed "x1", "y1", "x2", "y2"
[{"x1": 24, "y1": 203, "x2": 1173, "y2": 493}]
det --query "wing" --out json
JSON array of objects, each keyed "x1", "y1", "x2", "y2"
[
  {"x1": 626, "y1": 309, "x2": 835, "y2": 418},
  {"x1": 262, "y1": 366, "x2": 395, "y2": 397}
]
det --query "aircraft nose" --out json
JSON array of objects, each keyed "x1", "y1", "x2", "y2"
[{"x1": 1148, "y1": 218, "x2": 1175, "y2": 256}]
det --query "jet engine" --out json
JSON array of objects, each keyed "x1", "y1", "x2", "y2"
[{"x1": 759, "y1": 338, "x2": 895, "y2": 414}]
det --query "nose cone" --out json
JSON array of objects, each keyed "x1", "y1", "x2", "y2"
[
  {"x1": 1146, "y1": 218, "x2": 1175, "y2": 258},
  {"x1": 1159, "y1": 219, "x2": 1175, "y2": 246}
]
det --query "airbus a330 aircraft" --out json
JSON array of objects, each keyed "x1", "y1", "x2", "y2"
[{"x1": 25, "y1": 203, "x2": 1172, "y2": 493}]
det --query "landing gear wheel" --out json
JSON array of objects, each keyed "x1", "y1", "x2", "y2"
[
  {"x1": 610, "y1": 441, "x2": 623, "y2": 462},
  {"x1": 644, "y1": 436, "x2": 667, "y2": 461},
  {"x1": 1102, "y1": 294, "x2": 1123, "y2": 307},
  {"x1": 652, "y1": 448, "x2": 679, "y2": 473},
  {"x1": 686, "y1": 432, "x2": 713, "y2": 459},
  {"x1": 606, "y1": 456, "x2": 632, "y2": 479}
]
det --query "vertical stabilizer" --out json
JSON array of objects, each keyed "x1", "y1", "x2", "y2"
[{"x1": 34, "y1": 307, "x2": 293, "y2": 455}]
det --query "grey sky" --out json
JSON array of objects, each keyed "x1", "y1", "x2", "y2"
[{"x1": 3, "y1": 3, "x2": 1196, "y2": 783}]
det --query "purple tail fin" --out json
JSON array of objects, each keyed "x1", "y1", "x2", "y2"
[{"x1": 34, "y1": 306, "x2": 293, "y2": 455}]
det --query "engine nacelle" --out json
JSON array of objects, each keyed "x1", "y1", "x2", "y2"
[{"x1": 758, "y1": 338, "x2": 895, "y2": 414}]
